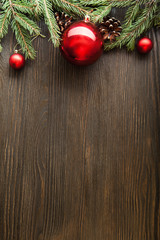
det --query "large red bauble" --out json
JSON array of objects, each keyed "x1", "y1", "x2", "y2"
[
  {"x1": 9, "y1": 53, "x2": 25, "y2": 70},
  {"x1": 60, "y1": 21, "x2": 104, "y2": 66},
  {"x1": 137, "y1": 37, "x2": 153, "y2": 54}
]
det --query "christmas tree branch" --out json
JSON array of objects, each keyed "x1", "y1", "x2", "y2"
[
  {"x1": 80, "y1": 0, "x2": 133, "y2": 7},
  {"x1": 41, "y1": 0, "x2": 60, "y2": 46},
  {"x1": 154, "y1": 4, "x2": 160, "y2": 25},
  {"x1": 0, "y1": 0, "x2": 39, "y2": 58},
  {"x1": 104, "y1": 1, "x2": 157, "y2": 51},
  {"x1": 32, "y1": 0, "x2": 42, "y2": 14},
  {"x1": 123, "y1": 3, "x2": 140, "y2": 27},
  {"x1": 0, "y1": 0, "x2": 159, "y2": 58},
  {"x1": 91, "y1": 4, "x2": 112, "y2": 23},
  {"x1": 52, "y1": 0, "x2": 89, "y2": 17},
  {"x1": 11, "y1": 19, "x2": 36, "y2": 59},
  {"x1": 0, "y1": 8, "x2": 11, "y2": 38},
  {"x1": 12, "y1": 2, "x2": 35, "y2": 14},
  {"x1": 14, "y1": 13, "x2": 40, "y2": 35}
]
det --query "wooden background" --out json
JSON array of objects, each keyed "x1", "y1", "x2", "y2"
[{"x1": 0, "y1": 10, "x2": 160, "y2": 240}]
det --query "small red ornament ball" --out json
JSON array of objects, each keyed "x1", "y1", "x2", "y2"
[
  {"x1": 137, "y1": 37, "x2": 153, "y2": 54},
  {"x1": 60, "y1": 20, "x2": 104, "y2": 66},
  {"x1": 9, "y1": 53, "x2": 25, "y2": 70}
]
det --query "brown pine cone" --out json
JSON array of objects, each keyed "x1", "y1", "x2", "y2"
[
  {"x1": 98, "y1": 16, "x2": 122, "y2": 42},
  {"x1": 55, "y1": 12, "x2": 73, "y2": 33}
]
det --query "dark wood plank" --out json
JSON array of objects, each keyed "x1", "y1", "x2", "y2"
[{"x1": 0, "y1": 20, "x2": 159, "y2": 240}]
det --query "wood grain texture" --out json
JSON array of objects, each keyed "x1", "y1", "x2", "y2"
[{"x1": 0, "y1": 14, "x2": 160, "y2": 240}]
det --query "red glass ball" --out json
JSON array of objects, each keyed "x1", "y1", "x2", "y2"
[
  {"x1": 137, "y1": 37, "x2": 153, "y2": 54},
  {"x1": 9, "y1": 53, "x2": 25, "y2": 69},
  {"x1": 60, "y1": 21, "x2": 104, "y2": 66}
]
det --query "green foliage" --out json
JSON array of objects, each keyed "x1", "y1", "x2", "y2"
[
  {"x1": 91, "y1": 5, "x2": 112, "y2": 23},
  {"x1": 11, "y1": 19, "x2": 36, "y2": 59},
  {"x1": 32, "y1": 0, "x2": 43, "y2": 15},
  {"x1": 0, "y1": 8, "x2": 12, "y2": 38},
  {"x1": 11, "y1": 1, "x2": 35, "y2": 14},
  {"x1": 52, "y1": 0, "x2": 89, "y2": 18},
  {"x1": 14, "y1": 13, "x2": 40, "y2": 35},
  {"x1": 79, "y1": 0, "x2": 133, "y2": 7},
  {"x1": 0, "y1": 0, "x2": 159, "y2": 58},
  {"x1": 41, "y1": 0, "x2": 60, "y2": 46},
  {"x1": 104, "y1": 1, "x2": 158, "y2": 51},
  {"x1": 123, "y1": 3, "x2": 140, "y2": 27}
]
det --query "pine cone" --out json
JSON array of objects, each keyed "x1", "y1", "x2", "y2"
[
  {"x1": 55, "y1": 12, "x2": 73, "y2": 33},
  {"x1": 98, "y1": 16, "x2": 122, "y2": 42}
]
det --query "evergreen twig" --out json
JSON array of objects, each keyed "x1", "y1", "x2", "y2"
[
  {"x1": 41, "y1": 0, "x2": 60, "y2": 46},
  {"x1": 0, "y1": 0, "x2": 159, "y2": 58}
]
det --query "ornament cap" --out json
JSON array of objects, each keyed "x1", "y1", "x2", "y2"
[{"x1": 84, "y1": 15, "x2": 90, "y2": 22}]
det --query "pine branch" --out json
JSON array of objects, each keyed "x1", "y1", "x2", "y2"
[
  {"x1": 11, "y1": 19, "x2": 36, "y2": 59},
  {"x1": 104, "y1": 1, "x2": 157, "y2": 51},
  {"x1": 123, "y1": 2, "x2": 140, "y2": 27},
  {"x1": 153, "y1": 4, "x2": 160, "y2": 25},
  {"x1": 0, "y1": 0, "x2": 159, "y2": 58},
  {"x1": 80, "y1": 0, "x2": 133, "y2": 7},
  {"x1": 52, "y1": 0, "x2": 89, "y2": 17},
  {"x1": 14, "y1": 12, "x2": 40, "y2": 35},
  {"x1": 41, "y1": 0, "x2": 60, "y2": 46},
  {"x1": 91, "y1": 4, "x2": 112, "y2": 23},
  {"x1": 8, "y1": 0, "x2": 37, "y2": 58},
  {"x1": 11, "y1": 1, "x2": 35, "y2": 14},
  {"x1": 32, "y1": 0, "x2": 43, "y2": 14},
  {"x1": 0, "y1": 8, "x2": 12, "y2": 38}
]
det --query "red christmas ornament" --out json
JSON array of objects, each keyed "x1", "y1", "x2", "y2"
[
  {"x1": 137, "y1": 37, "x2": 153, "y2": 54},
  {"x1": 60, "y1": 20, "x2": 104, "y2": 66},
  {"x1": 9, "y1": 52, "x2": 25, "y2": 69}
]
